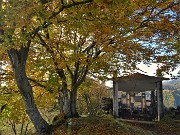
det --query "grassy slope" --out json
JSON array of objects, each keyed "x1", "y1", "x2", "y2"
[
  {"x1": 32, "y1": 115, "x2": 180, "y2": 135},
  {"x1": 53, "y1": 115, "x2": 156, "y2": 135}
]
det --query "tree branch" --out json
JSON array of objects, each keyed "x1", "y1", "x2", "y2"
[
  {"x1": 28, "y1": 78, "x2": 46, "y2": 88},
  {"x1": 75, "y1": 65, "x2": 89, "y2": 88},
  {"x1": 36, "y1": 33, "x2": 67, "y2": 84},
  {"x1": 32, "y1": 0, "x2": 93, "y2": 39},
  {"x1": 135, "y1": 2, "x2": 179, "y2": 30},
  {"x1": 66, "y1": 64, "x2": 74, "y2": 79},
  {"x1": 82, "y1": 41, "x2": 96, "y2": 53},
  {"x1": 28, "y1": 77, "x2": 53, "y2": 93},
  {"x1": 49, "y1": 0, "x2": 93, "y2": 20}
]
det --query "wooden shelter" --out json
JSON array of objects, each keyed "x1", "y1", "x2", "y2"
[{"x1": 113, "y1": 73, "x2": 168, "y2": 121}]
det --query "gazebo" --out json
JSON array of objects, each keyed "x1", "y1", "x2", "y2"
[{"x1": 113, "y1": 73, "x2": 169, "y2": 121}]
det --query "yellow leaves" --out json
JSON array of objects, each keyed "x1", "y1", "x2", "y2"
[
  {"x1": 0, "y1": 85, "x2": 28, "y2": 124},
  {"x1": 57, "y1": 58, "x2": 67, "y2": 69},
  {"x1": 33, "y1": 87, "x2": 56, "y2": 109},
  {"x1": 102, "y1": 44, "x2": 115, "y2": 53}
]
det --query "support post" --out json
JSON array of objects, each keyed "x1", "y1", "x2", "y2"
[
  {"x1": 156, "y1": 81, "x2": 164, "y2": 121},
  {"x1": 126, "y1": 92, "x2": 130, "y2": 108},
  {"x1": 130, "y1": 92, "x2": 135, "y2": 108},
  {"x1": 141, "y1": 92, "x2": 146, "y2": 110},
  {"x1": 151, "y1": 91, "x2": 156, "y2": 119},
  {"x1": 113, "y1": 81, "x2": 119, "y2": 117},
  {"x1": 157, "y1": 88, "x2": 160, "y2": 121},
  {"x1": 151, "y1": 91, "x2": 155, "y2": 106}
]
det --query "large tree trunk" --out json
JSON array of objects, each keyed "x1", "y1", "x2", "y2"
[
  {"x1": 8, "y1": 46, "x2": 51, "y2": 135},
  {"x1": 56, "y1": 69, "x2": 71, "y2": 117},
  {"x1": 57, "y1": 87, "x2": 64, "y2": 113},
  {"x1": 60, "y1": 84, "x2": 78, "y2": 118},
  {"x1": 68, "y1": 69, "x2": 88, "y2": 117},
  {"x1": 62, "y1": 85, "x2": 71, "y2": 118},
  {"x1": 70, "y1": 87, "x2": 78, "y2": 117}
]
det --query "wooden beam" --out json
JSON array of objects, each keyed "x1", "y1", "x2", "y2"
[
  {"x1": 157, "y1": 88, "x2": 160, "y2": 121},
  {"x1": 156, "y1": 81, "x2": 164, "y2": 121},
  {"x1": 151, "y1": 91, "x2": 155, "y2": 106},
  {"x1": 141, "y1": 92, "x2": 146, "y2": 110},
  {"x1": 151, "y1": 91, "x2": 156, "y2": 120},
  {"x1": 126, "y1": 92, "x2": 130, "y2": 108},
  {"x1": 113, "y1": 81, "x2": 119, "y2": 117},
  {"x1": 130, "y1": 93, "x2": 135, "y2": 108}
]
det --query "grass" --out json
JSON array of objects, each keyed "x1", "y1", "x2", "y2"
[
  {"x1": 126, "y1": 115, "x2": 180, "y2": 135},
  {"x1": 31, "y1": 114, "x2": 180, "y2": 135},
  {"x1": 53, "y1": 115, "x2": 156, "y2": 135}
]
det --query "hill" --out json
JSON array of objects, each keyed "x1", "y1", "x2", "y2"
[
  {"x1": 163, "y1": 79, "x2": 180, "y2": 108},
  {"x1": 163, "y1": 79, "x2": 180, "y2": 90},
  {"x1": 43, "y1": 115, "x2": 180, "y2": 135}
]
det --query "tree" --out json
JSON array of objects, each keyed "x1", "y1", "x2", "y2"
[
  {"x1": 0, "y1": 56, "x2": 57, "y2": 134},
  {"x1": 34, "y1": 0, "x2": 179, "y2": 118},
  {"x1": 0, "y1": 85, "x2": 30, "y2": 135},
  {"x1": 77, "y1": 78, "x2": 109, "y2": 115},
  {"x1": 0, "y1": 0, "x2": 93, "y2": 134},
  {"x1": 0, "y1": 0, "x2": 179, "y2": 133}
]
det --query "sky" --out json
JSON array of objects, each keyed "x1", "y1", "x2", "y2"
[{"x1": 136, "y1": 63, "x2": 180, "y2": 78}]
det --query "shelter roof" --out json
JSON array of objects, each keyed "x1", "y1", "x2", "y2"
[{"x1": 116, "y1": 73, "x2": 169, "y2": 93}]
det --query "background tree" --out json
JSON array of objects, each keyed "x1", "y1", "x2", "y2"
[
  {"x1": 77, "y1": 78, "x2": 109, "y2": 115},
  {"x1": 34, "y1": 0, "x2": 179, "y2": 118}
]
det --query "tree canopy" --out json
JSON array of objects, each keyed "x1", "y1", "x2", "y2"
[{"x1": 0, "y1": 0, "x2": 179, "y2": 134}]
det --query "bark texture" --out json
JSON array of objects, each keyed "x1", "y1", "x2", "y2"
[
  {"x1": 8, "y1": 46, "x2": 51, "y2": 135},
  {"x1": 70, "y1": 88, "x2": 78, "y2": 117}
]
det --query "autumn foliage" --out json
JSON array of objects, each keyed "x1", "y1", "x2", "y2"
[{"x1": 0, "y1": 0, "x2": 179, "y2": 134}]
